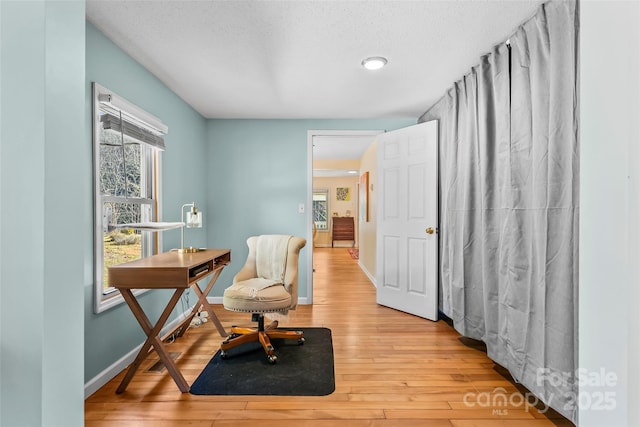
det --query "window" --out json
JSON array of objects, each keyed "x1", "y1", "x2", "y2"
[
  {"x1": 92, "y1": 83, "x2": 168, "y2": 313},
  {"x1": 313, "y1": 189, "x2": 329, "y2": 230}
]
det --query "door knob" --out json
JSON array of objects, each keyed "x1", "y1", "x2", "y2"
[{"x1": 426, "y1": 227, "x2": 434, "y2": 235}]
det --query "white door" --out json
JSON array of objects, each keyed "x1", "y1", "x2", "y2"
[{"x1": 376, "y1": 121, "x2": 438, "y2": 320}]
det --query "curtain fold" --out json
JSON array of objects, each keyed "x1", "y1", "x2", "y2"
[{"x1": 418, "y1": 0, "x2": 578, "y2": 423}]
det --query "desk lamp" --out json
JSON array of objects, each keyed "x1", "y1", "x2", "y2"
[{"x1": 179, "y1": 202, "x2": 203, "y2": 253}]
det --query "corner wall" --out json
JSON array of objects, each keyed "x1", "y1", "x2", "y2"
[
  {"x1": 206, "y1": 118, "x2": 415, "y2": 300},
  {"x1": 358, "y1": 139, "x2": 378, "y2": 282},
  {"x1": 579, "y1": 1, "x2": 640, "y2": 425},
  {"x1": 1, "y1": 1, "x2": 85, "y2": 425},
  {"x1": 84, "y1": 22, "x2": 209, "y2": 386}
]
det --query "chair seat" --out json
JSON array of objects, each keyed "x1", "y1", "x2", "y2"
[
  {"x1": 223, "y1": 279, "x2": 292, "y2": 313},
  {"x1": 221, "y1": 235, "x2": 306, "y2": 363}
]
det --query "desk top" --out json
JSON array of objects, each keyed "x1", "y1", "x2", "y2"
[{"x1": 109, "y1": 249, "x2": 231, "y2": 289}]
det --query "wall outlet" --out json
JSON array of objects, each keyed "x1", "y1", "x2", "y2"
[{"x1": 298, "y1": 203, "x2": 305, "y2": 213}]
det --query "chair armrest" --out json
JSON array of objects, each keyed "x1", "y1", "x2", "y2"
[
  {"x1": 233, "y1": 236, "x2": 259, "y2": 284},
  {"x1": 233, "y1": 265, "x2": 257, "y2": 283},
  {"x1": 283, "y1": 236, "x2": 306, "y2": 308}
]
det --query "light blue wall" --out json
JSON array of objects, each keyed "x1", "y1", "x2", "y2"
[
  {"x1": 84, "y1": 22, "x2": 209, "y2": 382},
  {"x1": 205, "y1": 119, "x2": 415, "y2": 296},
  {"x1": 1, "y1": 1, "x2": 85, "y2": 426}
]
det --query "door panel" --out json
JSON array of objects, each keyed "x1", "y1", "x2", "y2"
[
  {"x1": 408, "y1": 237, "x2": 427, "y2": 295},
  {"x1": 408, "y1": 164, "x2": 426, "y2": 218},
  {"x1": 376, "y1": 121, "x2": 438, "y2": 320},
  {"x1": 383, "y1": 167, "x2": 400, "y2": 219},
  {"x1": 382, "y1": 235, "x2": 400, "y2": 289}
]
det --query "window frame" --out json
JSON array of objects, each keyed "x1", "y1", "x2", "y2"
[
  {"x1": 313, "y1": 188, "x2": 330, "y2": 231},
  {"x1": 92, "y1": 83, "x2": 167, "y2": 314}
]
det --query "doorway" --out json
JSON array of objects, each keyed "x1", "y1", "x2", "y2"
[{"x1": 306, "y1": 130, "x2": 382, "y2": 303}]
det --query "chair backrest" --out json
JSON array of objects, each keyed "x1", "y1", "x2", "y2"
[
  {"x1": 255, "y1": 235, "x2": 291, "y2": 281},
  {"x1": 233, "y1": 235, "x2": 306, "y2": 309}
]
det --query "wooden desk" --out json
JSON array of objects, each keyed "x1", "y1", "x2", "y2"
[{"x1": 109, "y1": 248, "x2": 231, "y2": 393}]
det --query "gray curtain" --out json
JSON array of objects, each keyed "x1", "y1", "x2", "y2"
[{"x1": 419, "y1": 0, "x2": 578, "y2": 423}]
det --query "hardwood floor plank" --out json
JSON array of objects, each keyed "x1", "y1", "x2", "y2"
[
  {"x1": 86, "y1": 422, "x2": 213, "y2": 427},
  {"x1": 87, "y1": 403, "x2": 384, "y2": 421},
  {"x1": 450, "y1": 420, "x2": 575, "y2": 427},
  {"x1": 245, "y1": 401, "x2": 451, "y2": 410},
  {"x1": 211, "y1": 421, "x2": 454, "y2": 427},
  {"x1": 384, "y1": 409, "x2": 536, "y2": 420},
  {"x1": 85, "y1": 248, "x2": 570, "y2": 426}
]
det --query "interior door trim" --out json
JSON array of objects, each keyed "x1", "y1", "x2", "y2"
[{"x1": 306, "y1": 129, "x2": 383, "y2": 304}]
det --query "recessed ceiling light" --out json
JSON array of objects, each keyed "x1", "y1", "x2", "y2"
[
  {"x1": 348, "y1": 170, "x2": 358, "y2": 174},
  {"x1": 361, "y1": 56, "x2": 387, "y2": 71}
]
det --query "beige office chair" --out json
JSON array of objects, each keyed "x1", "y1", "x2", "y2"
[{"x1": 221, "y1": 235, "x2": 306, "y2": 364}]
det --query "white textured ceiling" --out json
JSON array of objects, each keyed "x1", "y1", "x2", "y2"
[
  {"x1": 313, "y1": 135, "x2": 379, "y2": 160},
  {"x1": 313, "y1": 134, "x2": 378, "y2": 176},
  {"x1": 86, "y1": 0, "x2": 544, "y2": 120}
]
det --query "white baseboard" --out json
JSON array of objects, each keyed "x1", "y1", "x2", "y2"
[
  {"x1": 359, "y1": 260, "x2": 377, "y2": 287},
  {"x1": 207, "y1": 296, "x2": 223, "y2": 304},
  {"x1": 84, "y1": 310, "x2": 192, "y2": 399}
]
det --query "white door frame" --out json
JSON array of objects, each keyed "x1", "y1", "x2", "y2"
[{"x1": 306, "y1": 129, "x2": 383, "y2": 304}]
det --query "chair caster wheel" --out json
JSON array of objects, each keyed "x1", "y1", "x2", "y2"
[
  {"x1": 298, "y1": 337, "x2": 305, "y2": 345},
  {"x1": 220, "y1": 351, "x2": 229, "y2": 360},
  {"x1": 267, "y1": 355, "x2": 277, "y2": 364}
]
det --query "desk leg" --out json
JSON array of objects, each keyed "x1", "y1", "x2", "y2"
[
  {"x1": 117, "y1": 288, "x2": 189, "y2": 393},
  {"x1": 177, "y1": 268, "x2": 228, "y2": 338}
]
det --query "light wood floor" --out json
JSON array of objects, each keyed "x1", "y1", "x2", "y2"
[{"x1": 85, "y1": 248, "x2": 572, "y2": 427}]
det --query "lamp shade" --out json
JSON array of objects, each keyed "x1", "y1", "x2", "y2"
[{"x1": 186, "y1": 211, "x2": 202, "y2": 228}]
